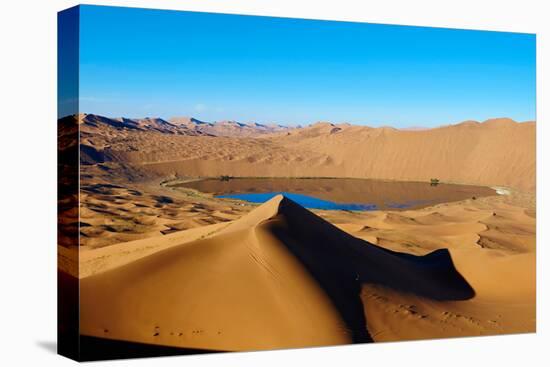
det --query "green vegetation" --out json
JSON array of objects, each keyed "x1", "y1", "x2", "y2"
[{"x1": 430, "y1": 178, "x2": 440, "y2": 186}]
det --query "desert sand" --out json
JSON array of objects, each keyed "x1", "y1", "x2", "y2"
[
  {"x1": 72, "y1": 194, "x2": 534, "y2": 350},
  {"x1": 58, "y1": 114, "x2": 536, "y2": 353},
  {"x1": 78, "y1": 114, "x2": 535, "y2": 191}
]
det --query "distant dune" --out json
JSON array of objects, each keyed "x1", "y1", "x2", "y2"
[
  {"x1": 77, "y1": 195, "x2": 535, "y2": 350},
  {"x1": 58, "y1": 113, "x2": 536, "y2": 355},
  {"x1": 77, "y1": 114, "x2": 535, "y2": 192},
  {"x1": 272, "y1": 118, "x2": 535, "y2": 191},
  {"x1": 168, "y1": 116, "x2": 293, "y2": 137}
]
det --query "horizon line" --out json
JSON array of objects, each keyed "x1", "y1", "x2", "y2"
[{"x1": 64, "y1": 112, "x2": 537, "y2": 130}]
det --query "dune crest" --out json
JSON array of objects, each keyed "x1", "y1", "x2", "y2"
[
  {"x1": 79, "y1": 195, "x2": 513, "y2": 351},
  {"x1": 79, "y1": 114, "x2": 536, "y2": 192}
]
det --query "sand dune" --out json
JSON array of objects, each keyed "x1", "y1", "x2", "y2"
[
  {"x1": 80, "y1": 196, "x2": 357, "y2": 350},
  {"x1": 79, "y1": 115, "x2": 535, "y2": 192},
  {"x1": 77, "y1": 181, "x2": 250, "y2": 248},
  {"x1": 77, "y1": 195, "x2": 535, "y2": 351},
  {"x1": 270, "y1": 118, "x2": 535, "y2": 191},
  {"x1": 57, "y1": 113, "x2": 536, "y2": 356}
]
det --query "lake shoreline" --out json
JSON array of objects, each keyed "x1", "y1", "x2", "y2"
[{"x1": 166, "y1": 176, "x2": 497, "y2": 211}]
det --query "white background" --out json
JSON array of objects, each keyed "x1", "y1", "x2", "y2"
[{"x1": 0, "y1": 0, "x2": 547, "y2": 366}]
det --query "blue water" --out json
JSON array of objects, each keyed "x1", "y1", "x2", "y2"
[{"x1": 216, "y1": 192, "x2": 378, "y2": 211}]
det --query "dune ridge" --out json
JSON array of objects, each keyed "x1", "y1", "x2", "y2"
[
  {"x1": 78, "y1": 114, "x2": 535, "y2": 191},
  {"x1": 78, "y1": 195, "x2": 534, "y2": 351},
  {"x1": 58, "y1": 112, "x2": 536, "y2": 355}
]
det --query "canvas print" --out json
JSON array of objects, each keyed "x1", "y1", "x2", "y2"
[{"x1": 58, "y1": 5, "x2": 536, "y2": 361}]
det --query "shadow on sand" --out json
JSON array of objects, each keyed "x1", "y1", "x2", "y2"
[
  {"x1": 266, "y1": 197, "x2": 475, "y2": 343},
  {"x1": 57, "y1": 196, "x2": 474, "y2": 360}
]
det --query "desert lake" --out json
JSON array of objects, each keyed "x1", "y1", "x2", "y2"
[{"x1": 172, "y1": 178, "x2": 496, "y2": 211}]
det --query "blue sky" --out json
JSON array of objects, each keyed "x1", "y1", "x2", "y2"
[{"x1": 77, "y1": 5, "x2": 536, "y2": 127}]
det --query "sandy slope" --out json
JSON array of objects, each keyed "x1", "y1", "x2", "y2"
[
  {"x1": 80, "y1": 115, "x2": 535, "y2": 192},
  {"x1": 77, "y1": 195, "x2": 535, "y2": 350},
  {"x1": 80, "y1": 196, "x2": 355, "y2": 350},
  {"x1": 58, "y1": 114, "x2": 536, "y2": 351},
  {"x1": 273, "y1": 118, "x2": 535, "y2": 192}
]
